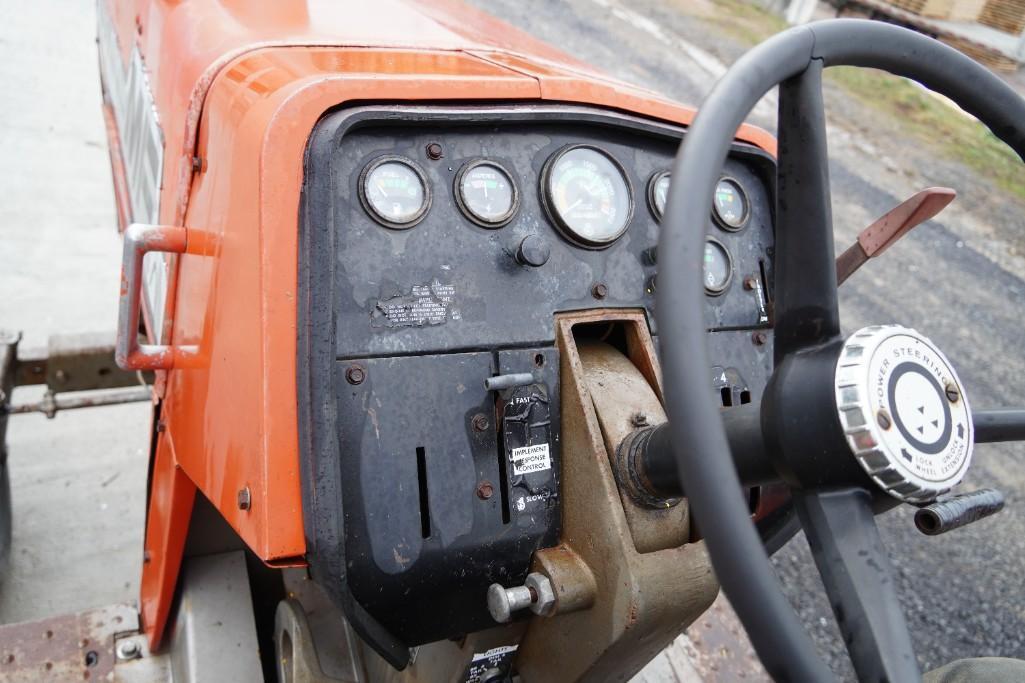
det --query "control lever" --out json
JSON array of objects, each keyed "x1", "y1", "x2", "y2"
[
  {"x1": 835, "y1": 187, "x2": 956, "y2": 285},
  {"x1": 914, "y1": 488, "x2": 1004, "y2": 536}
]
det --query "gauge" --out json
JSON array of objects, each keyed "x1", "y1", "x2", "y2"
[
  {"x1": 647, "y1": 171, "x2": 671, "y2": 221},
  {"x1": 703, "y1": 237, "x2": 733, "y2": 295},
  {"x1": 541, "y1": 145, "x2": 633, "y2": 248},
  {"x1": 359, "y1": 156, "x2": 431, "y2": 228},
  {"x1": 712, "y1": 176, "x2": 749, "y2": 231},
  {"x1": 455, "y1": 160, "x2": 518, "y2": 227}
]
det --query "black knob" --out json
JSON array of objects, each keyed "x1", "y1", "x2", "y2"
[{"x1": 516, "y1": 234, "x2": 550, "y2": 267}]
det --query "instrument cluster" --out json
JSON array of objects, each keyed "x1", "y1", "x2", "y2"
[{"x1": 355, "y1": 145, "x2": 758, "y2": 298}]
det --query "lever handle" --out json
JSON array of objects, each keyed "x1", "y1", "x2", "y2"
[{"x1": 836, "y1": 187, "x2": 956, "y2": 285}]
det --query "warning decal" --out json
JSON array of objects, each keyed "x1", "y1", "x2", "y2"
[
  {"x1": 462, "y1": 645, "x2": 518, "y2": 683},
  {"x1": 511, "y1": 443, "x2": 551, "y2": 475}
]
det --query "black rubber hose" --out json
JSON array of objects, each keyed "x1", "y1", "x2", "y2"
[{"x1": 659, "y1": 19, "x2": 1025, "y2": 682}]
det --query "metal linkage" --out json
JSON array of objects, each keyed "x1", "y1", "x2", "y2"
[{"x1": 4, "y1": 386, "x2": 151, "y2": 419}]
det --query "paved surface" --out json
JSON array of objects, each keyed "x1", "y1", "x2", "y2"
[
  {"x1": 2, "y1": 0, "x2": 1024, "y2": 681},
  {"x1": 0, "y1": 0, "x2": 151, "y2": 624}
]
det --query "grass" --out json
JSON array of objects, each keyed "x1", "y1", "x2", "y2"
[
  {"x1": 826, "y1": 66, "x2": 1025, "y2": 201},
  {"x1": 697, "y1": 0, "x2": 1025, "y2": 202}
]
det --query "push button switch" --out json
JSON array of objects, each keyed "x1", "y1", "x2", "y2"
[{"x1": 516, "y1": 234, "x2": 550, "y2": 267}]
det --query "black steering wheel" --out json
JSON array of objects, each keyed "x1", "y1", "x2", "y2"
[{"x1": 658, "y1": 19, "x2": 1025, "y2": 681}]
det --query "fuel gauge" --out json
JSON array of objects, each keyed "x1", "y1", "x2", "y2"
[{"x1": 359, "y1": 156, "x2": 431, "y2": 229}]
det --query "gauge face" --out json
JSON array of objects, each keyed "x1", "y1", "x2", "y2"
[
  {"x1": 456, "y1": 161, "x2": 518, "y2": 227},
  {"x1": 360, "y1": 157, "x2": 430, "y2": 228},
  {"x1": 542, "y1": 145, "x2": 633, "y2": 248},
  {"x1": 648, "y1": 171, "x2": 671, "y2": 221},
  {"x1": 703, "y1": 238, "x2": 733, "y2": 295},
  {"x1": 712, "y1": 177, "x2": 749, "y2": 231}
]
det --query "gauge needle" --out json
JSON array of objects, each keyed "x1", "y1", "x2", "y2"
[
  {"x1": 376, "y1": 181, "x2": 390, "y2": 198},
  {"x1": 563, "y1": 198, "x2": 584, "y2": 213},
  {"x1": 836, "y1": 187, "x2": 955, "y2": 285}
]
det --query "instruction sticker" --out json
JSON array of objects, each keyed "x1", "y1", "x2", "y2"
[
  {"x1": 511, "y1": 443, "x2": 551, "y2": 476},
  {"x1": 462, "y1": 645, "x2": 519, "y2": 683}
]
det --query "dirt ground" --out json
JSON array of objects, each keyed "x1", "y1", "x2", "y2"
[{"x1": 2, "y1": 1, "x2": 1024, "y2": 681}]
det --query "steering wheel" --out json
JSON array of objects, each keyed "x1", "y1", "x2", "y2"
[{"x1": 658, "y1": 19, "x2": 1025, "y2": 681}]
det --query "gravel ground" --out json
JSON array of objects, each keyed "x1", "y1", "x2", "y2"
[{"x1": 464, "y1": 0, "x2": 1025, "y2": 679}]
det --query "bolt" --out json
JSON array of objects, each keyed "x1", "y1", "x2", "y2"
[
  {"x1": 143, "y1": 550, "x2": 152, "y2": 563},
  {"x1": 237, "y1": 487, "x2": 251, "y2": 511},
  {"x1": 472, "y1": 413, "x2": 490, "y2": 432},
  {"x1": 192, "y1": 156, "x2": 206, "y2": 173},
  {"x1": 945, "y1": 383, "x2": 960, "y2": 403},
  {"x1": 345, "y1": 365, "x2": 365, "y2": 385},
  {"x1": 426, "y1": 142, "x2": 444, "y2": 160},
  {"x1": 877, "y1": 409, "x2": 892, "y2": 430},
  {"x1": 743, "y1": 276, "x2": 758, "y2": 291},
  {"x1": 591, "y1": 282, "x2": 608, "y2": 300},
  {"x1": 116, "y1": 639, "x2": 140, "y2": 661},
  {"x1": 631, "y1": 412, "x2": 649, "y2": 427},
  {"x1": 476, "y1": 481, "x2": 494, "y2": 500},
  {"x1": 752, "y1": 331, "x2": 768, "y2": 346},
  {"x1": 155, "y1": 420, "x2": 166, "y2": 433}
]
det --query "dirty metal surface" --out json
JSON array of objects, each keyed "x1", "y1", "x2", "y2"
[
  {"x1": 0, "y1": 603, "x2": 138, "y2": 683},
  {"x1": 516, "y1": 310, "x2": 718, "y2": 683},
  {"x1": 12, "y1": 332, "x2": 148, "y2": 393}
]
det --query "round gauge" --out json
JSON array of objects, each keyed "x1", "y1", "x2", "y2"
[
  {"x1": 712, "y1": 177, "x2": 750, "y2": 231},
  {"x1": 359, "y1": 156, "x2": 431, "y2": 228},
  {"x1": 703, "y1": 237, "x2": 734, "y2": 295},
  {"x1": 541, "y1": 145, "x2": 633, "y2": 248},
  {"x1": 648, "y1": 171, "x2": 671, "y2": 221},
  {"x1": 455, "y1": 160, "x2": 518, "y2": 227}
]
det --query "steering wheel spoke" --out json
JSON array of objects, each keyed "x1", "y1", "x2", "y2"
[
  {"x1": 795, "y1": 487, "x2": 921, "y2": 682},
  {"x1": 775, "y1": 59, "x2": 841, "y2": 362}
]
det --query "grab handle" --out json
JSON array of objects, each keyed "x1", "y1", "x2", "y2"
[{"x1": 115, "y1": 224, "x2": 188, "y2": 371}]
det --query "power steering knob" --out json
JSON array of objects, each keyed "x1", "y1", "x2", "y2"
[{"x1": 834, "y1": 325, "x2": 974, "y2": 502}]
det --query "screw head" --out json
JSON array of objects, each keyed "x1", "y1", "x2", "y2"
[
  {"x1": 237, "y1": 487, "x2": 251, "y2": 511},
  {"x1": 877, "y1": 409, "x2": 892, "y2": 430},
  {"x1": 476, "y1": 481, "x2": 495, "y2": 500},
  {"x1": 945, "y1": 383, "x2": 960, "y2": 403},
  {"x1": 345, "y1": 365, "x2": 366, "y2": 385},
  {"x1": 630, "y1": 412, "x2": 649, "y2": 427},
  {"x1": 752, "y1": 331, "x2": 768, "y2": 346},
  {"x1": 472, "y1": 413, "x2": 490, "y2": 432},
  {"x1": 426, "y1": 142, "x2": 444, "y2": 160},
  {"x1": 591, "y1": 283, "x2": 608, "y2": 300},
  {"x1": 743, "y1": 276, "x2": 758, "y2": 291},
  {"x1": 116, "y1": 639, "x2": 140, "y2": 661}
]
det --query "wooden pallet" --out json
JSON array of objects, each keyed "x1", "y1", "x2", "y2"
[
  {"x1": 890, "y1": 0, "x2": 986, "y2": 19},
  {"x1": 979, "y1": 0, "x2": 1025, "y2": 33}
]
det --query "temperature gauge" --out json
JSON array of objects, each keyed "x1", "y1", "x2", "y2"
[
  {"x1": 704, "y1": 237, "x2": 734, "y2": 295},
  {"x1": 359, "y1": 156, "x2": 431, "y2": 229},
  {"x1": 648, "y1": 171, "x2": 671, "y2": 221},
  {"x1": 456, "y1": 160, "x2": 518, "y2": 227},
  {"x1": 712, "y1": 177, "x2": 749, "y2": 231}
]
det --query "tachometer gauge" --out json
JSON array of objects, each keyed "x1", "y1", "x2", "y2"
[
  {"x1": 648, "y1": 171, "x2": 671, "y2": 221},
  {"x1": 455, "y1": 160, "x2": 518, "y2": 227},
  {"x1": 703, "y1": 237, "x2": 733, "y2": 295},
  {"x1": 712, "y1": 176, "x2": 749, "y2": 231},
  {"x1": 359, "y1": 156, "x2": 431, "y2": 228},
  {"x1": 541, "y1": 145, "x2": 633, "y2": 248}
]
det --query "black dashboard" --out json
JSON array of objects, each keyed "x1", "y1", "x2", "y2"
[{"x1": 297, "y1": 105, "x2": 776, "y2": 660}]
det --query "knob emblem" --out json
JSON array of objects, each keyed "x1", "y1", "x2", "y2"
[{"x1": 834, "y1": 325, "x2": 973, "y2": 502}]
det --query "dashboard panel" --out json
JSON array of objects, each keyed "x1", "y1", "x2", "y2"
[{"x1": 297, "y1": 105, "x2": 776, "y2": 656}]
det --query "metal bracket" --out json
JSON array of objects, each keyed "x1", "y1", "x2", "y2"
[{"x1": 115, "y1": 224, "x2": 189, "y2": 371}]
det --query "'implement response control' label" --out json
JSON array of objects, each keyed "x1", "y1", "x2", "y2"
[{"x1": 511, "y1": 443, "x2": 551, "y2": 475}]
